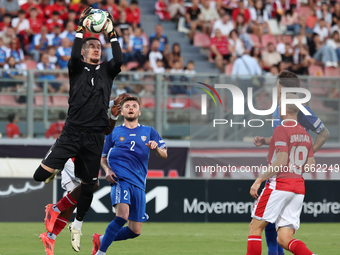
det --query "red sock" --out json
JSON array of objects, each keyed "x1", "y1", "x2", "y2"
[
  {"x1": 288, "y1": 239, "x2": 313, "y2": 255},
  {"x1": 247, "y1": 235, "x2": 262, "y2": 255},
  {"x1": 51, "y1": 216, "x2": 68, "y2": 236},
  {"x1": 56, "y1": 193, "x2": 77, "y2": 212}
]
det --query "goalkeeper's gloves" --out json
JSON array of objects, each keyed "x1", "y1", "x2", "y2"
[
  {"x1": 77, "y1": 6, "x2": 93, "y2": 34},
  {"x1": 104, "y1": 11, "x2": 117, "y2": 42}
]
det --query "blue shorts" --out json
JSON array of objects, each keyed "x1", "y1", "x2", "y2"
[{"x1": 110, "y1": 180, "x2": 149, "y2": 222}]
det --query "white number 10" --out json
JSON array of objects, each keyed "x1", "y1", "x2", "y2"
[
  {"x1": 130, "y1": 141, "x2": 135, "y2": 151},
  {"x1": 289, "y1": 146, "x2": 308, "y2": 175}
]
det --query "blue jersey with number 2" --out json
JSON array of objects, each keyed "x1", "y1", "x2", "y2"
[
  {"x1": 102, "y1": 124, "x2": 166, "y2": 190},
  {"x1": 272, "y1": 104, "x2": 324, "y2": 133}
]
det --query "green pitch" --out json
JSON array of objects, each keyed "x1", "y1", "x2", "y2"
[{"x1": 0, "y1": 222, "x2": 339, "y2": 254}]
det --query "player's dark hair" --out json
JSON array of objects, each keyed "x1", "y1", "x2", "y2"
[
  {"x1": 8, "y1": 113, "x2": 16, "y2": 123},
  {"x1": 30, "y1": 7, "x2": 37, "y2": 12},
  {"x1": 131, "y1": 0, "x2": 138, "y2": 5},
  {"x1": 82, "y1": 37, "x2": 100, "y2": 49},
  {"x1": 187, "y1": 60, "x2": 194, "y2": 65},
  {"x1": 58, "y1": 111, "x2": 66, "y2": 120},
  {"x1": 277, "y1": 70, "x2": 300, "y2": 87},
  {"x1": 121, "y1": 96, "x2": 141, "y2": 106},
  {"x1": 52, "y1": 10, "x2": 60, "y2": 16},
  {"x1": 18, "y1": 9, "x2": 26, "y2": 14}
]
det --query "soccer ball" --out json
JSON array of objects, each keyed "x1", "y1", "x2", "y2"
[{"x1": 84, "y1": 9, "x2": 107, "y2": 34}]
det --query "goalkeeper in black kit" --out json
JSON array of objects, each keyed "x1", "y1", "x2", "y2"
[{"x1": 33, "y1": 7, "x2": 129, "y2": 253}]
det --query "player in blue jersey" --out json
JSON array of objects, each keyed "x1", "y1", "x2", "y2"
[
  {"x1": 253, "y1": 71, "x2": 330, "y2": 255},
  {"x1": 92, "y1": 96, "x2": 168, "y2": 255}
]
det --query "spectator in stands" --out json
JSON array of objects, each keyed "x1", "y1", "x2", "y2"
[
  {"x1": 2, "y1": 56, "x2": 24, "y2": 92},
  {"x1": 155, "y1": 0, "x2": 171, "y2": 21},
  {"x1": 210, "y1": 28, "x2": 231, "y2": 72},
  {"x1": 313, "y1": 18, "x2": 330, "y2": 42},
  {"x1": 332, "y1": 3, "x2": 340, "y2": 26},
  {"x1": 115, "y1": 11, "x2": 132, "y2": 37},
  {"x1": 1, "y1": 26, "x2": 16, "y2": 48},
  {"x1": 169, "y1": 60, "x2": 187, "y2": 95},
  {"x1": 28, "y1": 7, "x2": 43, "y2": 36},
  {"x1": 201, "y1": 0, "x2": 220, "y2": 35},
  {"x1": 0, "y1": 13, "x2": 12, "y2": 31},
  {"x1": 63, "y1": 10, "x2": 77, "y2": 30},
  {"x1": 167, "y1": 43, "x2": 184, "y2": 69},
  {"x1": 281, "y1": 4, "x2": 301, "y2": 35},
  {"x1": 0, "y1": 38, "x2": 8, "y2": 68},
  {"x1": 47, "y1": 11, "x2": 64, "y2": 33},
  {"x1": 20, "y1": 0, "x2": 41, "y2": 18},
  {"x1": 220, "y1": 0, "x2": 240, "y2": 16},
  {"x1": 118, "y1": 30, "x2": 134, "y2": 64},
  {"x1": 229, "y1": 29, "x2": 245, "y2": 58},
  {"x1": 306, "y1": 8, "x2": 318, "y2": 34},
  {"x1": 147, "y1": 39, "x2": 164, "y2": 72},
  {"x1": 316, "y1": 2, "x2": 332, "y2": 26},
  {"x1": 56, "y1": 37, "x2": 71, "y2": 69},
  {"x1": 6, "y1": 113, "x2": 20, "y2": 138},
  {"x1": 38, "y1": 0, "x2": 51, "y2": 18},
  {"x1": 292, "y1": 32, "x2": 307, "y2": 47},
  {"x1": 115, "y1": 82, "x2": 128, "y2": 95},
  {"x1": 45, "y1": 0, "x2": 68, "y2": 21},
  {"x1": 310, "y1": 33, "x2": 338, "y2": 67},
  {"x1": 262, "y1": 42, "x2": 282, "y2": 69},
  {"x1": 126, "y1": 0, "x2": 141, "y2": 28},
  {"x1": 250, "y1": 0, "x2": 270, "y2": 39},
  {"x1": 264, "y1": 65, "x2": 279, "y2": 93},
  {"x1": 271, "y1": 0, "x2": 287, "y2": 22},
  {"x1": 276, "y1": 34, "x2": 291, "y2": 54},
  {"x1": 7, "y1": 38, "x2": 26, "y2": 69},
  {"x1": 250, "y1": 46, "x2": 263, "y2": 69},
  {"x1": 45, "y1": 111, "x2": 66, "y2": 139},
  {"x1": 168, "y1": 0, "x2": 186, "y2": 21},
  {"x1": 37, "y1": 53, "x2": 64, "y2": 93},
  {"x1": 11, "y1": 9, "x2": 30, "y2": 35},
  {"x1": 186, "y1": 0, "x2": 202, "y2": 44},
  {"x1": 231, "y1": 52, "x2": 262, "y2": 95},
  {"x1": 59, "y1": 21, "x2": 76, "y2": 42},
  {"x1": 153, "y1": 58, "x2": 166, "y2": 73},
  {"x1": 48, "y1": 47, "x2": 58, "y2": 66},
  {"x1": 234, "y1": 13, "x2": 253, "y2": 51},
  {"x1": 331, "y1": 18, "x2": 340, "y2": 35},
  {"x1": 149, "y1": 24, "x2": 169, "y2": 54},
  {"x1": 232, "y1": 0, "x2": 251, "y2": 24},
  {"x1": 0, "y1": 0, "x2": 20, "y2": 17},
  {"x1": 326, "y1": 30, "x2": 340, "y2": 60},
  {"x1": 293, "y1": 45, "x2": 312, "y2": 75},
  {"x1": 130, "y1": 27, "x2": 147, "y2": 65},
  {"x1": 104, "y1": 0, "x2": 119, "y2": 20},
  {"x1": 281, "y1": 43, "x2": 294, "y2": 69},
  {"x1": 29, "y1": 25, "x2": 51, "y2": 63},
  {"x1": 211, "y1": 12, "x2": 234, "y2": 37},
  {"x1": 50, "y1": 25, "x2": 62, "y2": 48},
  {"x1": 118, "y1": 0, "x2": 128, "y2": 12},
  {"x1": 184, "y1": 60, "x2": 196, "y2": 83}
]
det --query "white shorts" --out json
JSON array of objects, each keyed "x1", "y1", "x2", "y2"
[
  {"x1": 251, "y1": 188, "x2": 304, "y2": 231},
  {"x1": 61, "y1": 158, "x2": 81, "y2": 192}
]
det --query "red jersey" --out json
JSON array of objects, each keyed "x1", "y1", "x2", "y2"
[
  {"x1": 0, "y1": 21, "x2": 10, "y2": 31},
  {"x1": 232, "y1": 8, "x2": 251, "y2": 23},
  {"x1": 45, "y1": 4, "x2": 68, "y2": 20},
  {"x1": 210, "y1": 36, "x2": 230, "y2": 56},
  {"x1": 105, "y1": 4, "x2": 120, "y2": 21},
  {"x1": 45, "y1": 121, "x2": 65, "y2": 139},
  {"x1": 126, "y1": 6, "x2": 141, "y2": 24},
  {"x1": 69, "y1": 4, "x2": 86, "y2": 20},
  {"x1": 29, "y1": 18, "x2": 44, "y2": 34},
  {"x1": 6, "y1": 123, "x2": 20, "y2": 138},
  {"x1": 46, "y1": 19, "x2": 64, "y2": 32},
  {"x1": 155, "y1": 1, "x2": 168, "y2": 14},
  {"x1": 267, "y1": 122, "x2": 314, "y2": 195}
]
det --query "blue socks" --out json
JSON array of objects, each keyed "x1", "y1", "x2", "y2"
[
  {"x1": 99, "y1": 217, "x2": 127, "y2": 252},
  {"x1": 265, "y1": 223, "x2": 284, "y2": 255},
  {"x1": 114, "y1": 226, "x2": 140, "y2": 241}
]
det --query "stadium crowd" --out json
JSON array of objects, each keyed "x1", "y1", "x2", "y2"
[{"x1": 0, "y1": 0, "x2": 340, "y2": 97}]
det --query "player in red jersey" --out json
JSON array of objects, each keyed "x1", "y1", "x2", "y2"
[{"x1": 246, "y1": 94, "x2": 317, "y2": 255}]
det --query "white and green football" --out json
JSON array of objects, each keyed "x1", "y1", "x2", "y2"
[{"x1": 84, "y1": 9, "x2": 108, "y2": 34}]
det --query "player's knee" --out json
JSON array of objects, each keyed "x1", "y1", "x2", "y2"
[
  {"x1": 276, "y1": 235, "x2": 288, "y2": 249},
  {"x1": 33, "y1": 165, "x2": 53, "y2": 182},
  {"x1": 128, "y1": 226, "x2": 141, "y2": 236}
]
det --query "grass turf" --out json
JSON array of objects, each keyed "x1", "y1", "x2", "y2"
[{"x1": 0, "y1": 222, "x2": 338, "y2": 254}]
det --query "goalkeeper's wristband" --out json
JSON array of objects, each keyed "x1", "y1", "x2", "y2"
[
  {"x1": 110, "y1": 114, "x2": 119, "y2": 120},
  {"x1": 108, "y1": 30, "x2": 118, "y2": 42},
  {"x1": 76, "y1": 26, "x2": 85, "y2": 37}
]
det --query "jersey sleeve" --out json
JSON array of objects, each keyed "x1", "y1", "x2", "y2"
[
  {"x1": 102, "y1": 133, "x2": 114, "y2": 157},
  {"x1": 298, "y1": 105, "x2": 325, "y2": 134},
  {"x1": 272, "y1": 127, "x2": 289, "y2": 153},
  {"x1": 150, "y1": 127, "x2": 166, "y2": 149}
]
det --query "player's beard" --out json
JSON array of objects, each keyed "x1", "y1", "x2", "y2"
[
  {"x1": 125, "y1": 116, "x2": 138, "y2": 122},
  {"x1": 90, "y1": 58, "x2": 100, "y2": 64}
]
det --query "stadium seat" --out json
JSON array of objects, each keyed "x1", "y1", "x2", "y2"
[
  {"x1": 308, "y1": 65, "x2": 323, "y2": 76},
  {"x1": 324, "y1": 67, "x2": 340, "y2": 77},
  {"x1": 24, "y1": 60, "x2": 37, "y2": 70},
  {"x1": 277, "y1": 35, "x2": 293, "y2": 44},
  {"x1": 127, "y1": 61, "x2": 139, "y2": 70},
  {"x1": 261, "y1": 34, "x2": 277, "y2": 48},
  {"x1": 141, "y1": 97, "x2": 155, "y2": 108},
  {"x1": 34, "y1": 95, "x2": 53, "y2": 107},
  {"x1": 194, "y1": 33, "x2": 211, "y2": 48},
  {"x1": 53, "y1": 96, "x2": 69, "y2": 107},
  {"x1": 298, "y1": 6, "x2": 310, "y2": 17},
  {"x1": 249, "y1": 34, "x2": 261, "y2": 48},
  {"x1": 0, "y1": 95, "x2": 21, "y2": 106},
  {"x1": 225, "y1": 63, "x2": 233, "y2": 75}
]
